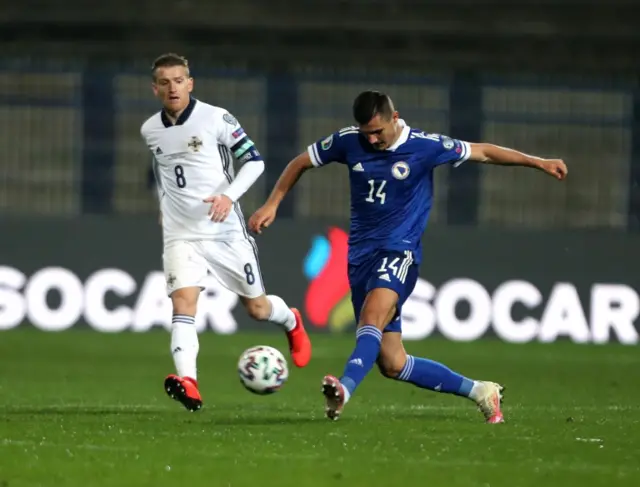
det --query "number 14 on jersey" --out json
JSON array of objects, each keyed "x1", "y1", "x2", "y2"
[{"x1": 365, "y1": 179, "x2": 386, "y2": 205}]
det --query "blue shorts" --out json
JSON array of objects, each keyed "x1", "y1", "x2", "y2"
[{"x1": 348, "y1": 250, "x2": 419, "y2": 333}]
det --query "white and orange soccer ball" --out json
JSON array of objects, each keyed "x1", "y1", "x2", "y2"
[{"x1": 237, "y1": 345, "x2": 289, "y2": 395}]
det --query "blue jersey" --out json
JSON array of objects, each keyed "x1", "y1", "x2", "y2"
[{"x1": 307, "y1": 121, "x2": 470, "y2": 266}]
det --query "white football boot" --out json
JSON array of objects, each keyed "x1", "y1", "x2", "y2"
[{"x1": 472, "y1": 381, "x2": 505, "y2": 424}]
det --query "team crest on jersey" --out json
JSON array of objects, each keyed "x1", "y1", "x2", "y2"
[
  {"x1": 321, "y1": 135, "x2": 333, "y2": 151},
  {"x1": 187, "y1": 136, "x2": 203, "y2": 152},
  {"x1": 391, "y1": 161, "x2": 410, "y2": 180},
  {"x1": 223, "y1": 113, "x2": 238, "y2": 126}
]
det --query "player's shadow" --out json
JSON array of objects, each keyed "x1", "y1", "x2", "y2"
[
  {"x1": 0, "y1": 406, "x2": 173, "y2": 417},
  {"x1": 382, "y1": 409, "x2": 475, "y2": 423},
  {"x1": 203, "y1": 415, "x2": 321, "y2": 426},
  {"x1": 0, "y1": 408, "x2": 325, "y2": 425}
]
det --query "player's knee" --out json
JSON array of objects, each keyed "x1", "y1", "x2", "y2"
[
  {"x1": 377, "y1": 354, "x2": 407, "y2": 379},
  {"x1": 359, "y1": 311, "x2": 387, "y2": 330},
  {"x1": 171, "y1": 288, "x2": 199, "y2": 316},
  {"x1": 360, "y1": 303, "x2": 396, "y2": 330},
  {"x1": 243, "y1": 295, "x2": 270, "y2": 321},
  {"x1": 358, "y1": 288, "x2": 399, "y2": 330}
]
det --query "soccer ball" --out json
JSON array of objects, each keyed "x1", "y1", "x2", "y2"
[{"x1": 237, "y1": 345, "x2": 289, "y2": 395}]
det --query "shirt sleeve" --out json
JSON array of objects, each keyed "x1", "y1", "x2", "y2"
[
  {"x1": 215, "y1": 110, "x2": 263, "y2": 164},
  {"x1": 306, "y1": 130, "x2": 348, "y2": 168},
  {"x1": 429, "y1": 134, "x2": 471, "y2": 167}
]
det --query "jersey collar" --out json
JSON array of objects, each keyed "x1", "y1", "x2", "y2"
[
  {"x1": 161, "y1": 97, "x2": 196, "y2": 128},
  {"x1": 385, "y1": 119, "x2": 410, "y2": 152}
]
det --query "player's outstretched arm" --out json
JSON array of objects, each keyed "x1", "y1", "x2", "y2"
[
  {"x1": 248, "y1": 151, "x2": 314, "y2": 234},
  {"x1": 468, "y1": 143, "x2": 567, "y2": 180}
]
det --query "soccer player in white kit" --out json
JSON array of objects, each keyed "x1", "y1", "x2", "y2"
[{"x1": 140, "y1": 53, "x2": 312, "y2": 412}]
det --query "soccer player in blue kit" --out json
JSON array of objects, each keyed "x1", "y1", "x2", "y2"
[{"x1": 249, "y1": 91, "x2": 567, "y2": 424}]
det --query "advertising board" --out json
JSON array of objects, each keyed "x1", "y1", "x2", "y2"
[{"x1": 1, "y1": 218, "x2": 638, "y2": 344}]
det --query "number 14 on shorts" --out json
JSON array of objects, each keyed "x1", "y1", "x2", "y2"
[{"x1": 376, "y1": 253, "x2": 412, "y2": 284}]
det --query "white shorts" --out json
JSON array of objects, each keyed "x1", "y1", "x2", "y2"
[{"x1": 163, "y1": 238, "x2": 265, "y2": 298}]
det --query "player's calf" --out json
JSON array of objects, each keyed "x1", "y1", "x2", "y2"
[
  {"x1": 389, "y1": 352, "x2": 476, "y2": 397},
  {"x1": 242, "y1": 294, "x2": 272, "y2": 320},
  {"x1": 376, "y1": 354, "x2": 406, "y2": 379},
  {"x1": 377, "y1": 336, "x2": 505, "y2": 423},
  {"x1": 319, "y1": 288, "x2": 398, "y2": 420},
  {"x1": 241, "y1": 294, "x2": 312, "y2": 368},
  {"x1": 171, "y1": 287, "x2": 199, "y2": 317}
]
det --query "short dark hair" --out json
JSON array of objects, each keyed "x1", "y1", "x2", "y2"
[
  {"x1": 352, "y1": 91, "x2": 395, "y2": 125},
  {"x1": 151, "y1": 53, "x2": 190, "y2": 79}
]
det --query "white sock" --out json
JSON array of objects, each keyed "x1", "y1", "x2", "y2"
[
  {"x1": 267, "y1": 295, "x2": 296, "y2": 332},
  {"x1": 468, "y1": 381, "x2": 483, "y2": 402},
  {"x1": 171, "y1": 314, "x2": 199, "y2": 380},
  {"x1": 343, "y1": 386, "x2": 351, "y2": 404}
]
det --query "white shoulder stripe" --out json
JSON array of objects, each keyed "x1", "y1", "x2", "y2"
[
  {"x1": 308, "y1": 144, "x2": 323, "y2": 167},
  {"x1": 452, "y1": 141, "x2": 471, "y2": 167}
]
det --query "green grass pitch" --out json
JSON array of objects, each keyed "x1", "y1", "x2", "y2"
[{"x1": 1, "y1": 329, "x2": 639, "y2": 487}]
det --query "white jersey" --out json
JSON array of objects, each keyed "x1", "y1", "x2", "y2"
[{"x1": 141, "y1": 99, "x2": 254, "y2": 244}]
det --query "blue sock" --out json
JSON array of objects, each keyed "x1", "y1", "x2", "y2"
[
  {"x1": 397, "y1": 355, "x2": 475, "y2": 398},
  {"x1": 339, "y1": 325, "x2": 382, "y2": 397}
]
